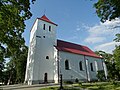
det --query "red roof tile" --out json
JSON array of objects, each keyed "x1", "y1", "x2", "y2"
[
  {"x1": 56, "y1": 40, "x2": 101, "y2": 58},
  {"x1": 38, "y1": 15, "x2": 58, "y2": 26}
]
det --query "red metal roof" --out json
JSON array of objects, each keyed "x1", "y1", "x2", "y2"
[
  {"x1": 56, "y1": 40, "x2": 101, "y2": 58},
  {"x1": 38, "y1": 15, "x2": 58, "y2": 26}
]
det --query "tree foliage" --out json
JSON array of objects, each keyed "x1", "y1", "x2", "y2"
[
  {"x1": 95, "y1": 51, "x2": 120, "y2": 80},
  {"x1": 3, "y1": 46, "x2": 28, "y2": 84},
  {"x1": 96, "y1": 70, "x2": 105, "y2": 81},
  {"x1": 113, "y1": 45, "x2": 120, "y2": 80},
  {"x1": 95, "y1": 51, "x2": 113, "y2": 61},
  {"x1": 114, "y1": 34, "x2": 120, "y2": 42},
  {"x1": 0, "y1": 0, "x2": 35, "y2": 84},
  {"x1": 94, "y1": 0, "x2": 120, "y2": 22},
  {"x1": 0, "y1": 45, "x2": 6, "y2": 83},
  {"x1": 0, "y1": 0, "x2": 31, "y2": 56}
]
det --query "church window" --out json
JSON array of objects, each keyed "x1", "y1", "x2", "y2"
[
  {"x1": 79, "y1": 61, "x2": 83, "y2": 70},
  {"x1": 49, "y1": 26, "x2": 51, "y2": 31},
  {"x1": 65, "y1": 60, "x2": 69, "y2": 70},
  {"x1": 46, "y1": 56, "x2": 49, "y2": 59},
  {"x1": 43, "y1": 24, "x2": 45, "y2": 30},
  {"x1": 36, "y1": 36, "x2": 41, "y2": 38},
  {"x1": 90, "y1": 63, "x2": 94, "y2": 71}
]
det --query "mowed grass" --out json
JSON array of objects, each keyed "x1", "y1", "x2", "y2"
[
  {"x1": 80, "y1": 81, "x2": 120, "y2": 90},
  {"x1": 40, "y1": 86, "x2": 80, "y2": 90},
  {"x1": 40, "y1": 82, "x2": 120, "y2": 90}
]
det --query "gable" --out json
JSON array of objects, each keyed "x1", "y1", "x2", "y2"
[{"x1": 38, "y1": 15, "x2": 58, "y2": 26}]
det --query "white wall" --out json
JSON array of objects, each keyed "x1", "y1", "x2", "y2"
[
  {"x1": 32, "y1": 20, "x2": 57, "y2": 82},
  {"x1": 25, "y1": 19, "x2": 38, "y2": 85},
  {"x1": 25, "y1": 19, "x2": 57, "y2": 84},
  {"x1": 59, "y1": 51, "x2": 104, "y2": 82},
  {"x1": 59, "y1": 51, "x2": 87, "y2": 81},
  {"x1": 85, "y1": 56, "x2": 104, "y2": 81}
]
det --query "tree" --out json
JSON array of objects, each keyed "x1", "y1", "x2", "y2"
[
  {"x1": 2, "y1": 46, "x2": 28, "y2": 85},
  {"x1": 96, "y1": 70, "x2": 105, "y2": 81},
  {"x1": 3, "y1": 61, "x2": 16, "y2": 85},
  {"x1": 95, "y1": 51, "x2": 113, "y2": 61},
  {"x1": 95, "y1": 51, "x2": 118, "y2": 80},
  {"x1": 94, "y1": 0, "x2": 120, "y2": 23},
  {"x1": 0, "y1": 0, "x2": 32, "y2": 56},
  {"x1": 0, "y1": 0, "x2": 35, "y2": 84},
  {"x1": 94, "y1": 0, "x2": 120, "y2": 43},
  {"x1": 94, "y1": 0, "x2": 120, "y2": 80},
  {"x1": 15, "y1": 46, "x2": 28, "y2": 83},
  {"x1": 114, "y1": 34, "x2": 120, "y2": 42},
  {"x1": 113, "y1": 45, "x2": 120, "y2": 80},
  {"x1": 0, "y1": 45, "x2": 6, "y2": 83}
]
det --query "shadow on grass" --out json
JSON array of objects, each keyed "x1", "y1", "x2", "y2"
[{"x1": 40, "y1": 82, "x2": 120, "y2": 90}]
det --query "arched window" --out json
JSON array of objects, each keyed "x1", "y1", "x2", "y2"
[
  {"x1": 46, "y1": 56, "x2": 49, "y2": 59},
  {"x1": 43, "y1": 36, "x2": 45, "y2": 38},
  {"x1": 79, "y1": 61, "x2": 83, "y2": 70},
  {"x1": 65, "y1": 60, "x2": 69, "y2": 70},
  {"x1": 43, "y1": 24, "x2": 45, "y2": 30},
  {"x1": 49, "y1": 26, "x2": 51, "y2": 31},
  {"x1": 90, "y1": 63, "x2": 94, "y2": 71}
]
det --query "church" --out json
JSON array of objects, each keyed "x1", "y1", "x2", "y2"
[{"x1": 24, "y1": 15, "x2": 107, "y2": 85}]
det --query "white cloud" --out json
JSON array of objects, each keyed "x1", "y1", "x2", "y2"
[
  {"x1": 76, "y1": 24, "x2": 81, "y2": 31},
  {"x1": 94, "y1": 41, "x2": 120, "y2": 53},
  {"x1": 82, "y1": 18, "x2": 120, "y2": 53},
  {"x1": 67, "y1": 36, "x2": 78, "y2": 40},
  {"x1": 85, "y1": 37, "x2": 106, "y2": 44},
  {"x1": 76, "y1": 22, "x2": 89, "y2": 31},
  {"x1": 84, "y1": 18, "x2": 120, "y2": 44},
  {"x1": 76, "y1": 27, "x2": 80, "y2": 31}
]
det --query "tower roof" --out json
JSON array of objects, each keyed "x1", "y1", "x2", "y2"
[{"x1": 38, "y1": 15, "x2": 58, "y2": 26}]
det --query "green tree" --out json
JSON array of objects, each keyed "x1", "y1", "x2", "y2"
[
  {"x1": 2, "y1": 46, "x2": 28, "y2": 84},
  {"x1": 0, "y1": 0, "x2": 35, "y2": 84},
  {"x1": 3, "y1": 61, "x2": 16, "y2": 85},
  {"x1": 0, "y1": 45, "x2": 6, "y2": 83},
  {"x1": 113, "y1": 45, "x2": 120, "y2": 80},
  {"x1": 95, "y1": 51, "x2": 113, "y2": 61},
  {"x1": 96, "y1": 70, "x2": 105, "y2": 81},
  {"x1": 15, "y1": 46, "x2": 28, "y2": 83},
  {"x1": 95, "y1": 51, "x2": 118, "y2": 80},
  {"x1": 94, "y1": 0, "x2": 120, "y2": 43},
  {"x1": 94, "y1": 0, "x2": 120, "y2": 22},
  {"x1": 114, "y1": 34, "x2": 120, "y2": 42}
]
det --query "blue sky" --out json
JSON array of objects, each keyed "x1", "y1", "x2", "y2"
[{"x1": 24, "y1": 0, "x2": 120, "y2": 53}]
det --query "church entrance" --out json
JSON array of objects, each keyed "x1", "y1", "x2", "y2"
[{"x1": 44, "y1": 73, "x2": 48, "y2": 83}]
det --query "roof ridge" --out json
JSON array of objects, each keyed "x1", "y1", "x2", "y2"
[
  {"x1": 57, "y1": 39, "x2": 86, "y2": 47},
  {"x1": 38, "y1": 15, "x2": 58, "y2": 26}
]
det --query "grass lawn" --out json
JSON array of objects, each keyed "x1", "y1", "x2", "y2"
[
  {"x1": 80, "y1": 81, "x2": 120, "y2": 90},
  {"x1": 40, "y1": 86, "x2": 80, "y2": 90},
  {"x1": 39, "y1": 81, "x2": 120, "y2": 90}
]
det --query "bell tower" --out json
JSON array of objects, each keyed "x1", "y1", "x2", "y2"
[{"x1": 25, "y1": 15, "x2": 58, "y2": 85}]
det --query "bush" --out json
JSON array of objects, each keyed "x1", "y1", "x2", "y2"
[
  {"x1": 96, "y1": 70, "x2": 105, "y2": 81},
  {"x1": 78, "y1": 82, "x2": 82, "y2": 86},
  {"x1": 75, "y1": 78, "x2": 79, "y2": 83},
  {"x1": 64, "y1": 81, "x2": 73, "y2": 84}
]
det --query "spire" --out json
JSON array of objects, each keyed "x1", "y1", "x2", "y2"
[{"x1": 38, "y1": 15, "x2": 58, "y2": 26}]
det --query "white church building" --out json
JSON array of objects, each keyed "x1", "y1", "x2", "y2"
[{"x1": 25, "y1": 15, "x2": 107, "y2": 85}]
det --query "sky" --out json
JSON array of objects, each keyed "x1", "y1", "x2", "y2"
[{"x1": 23, "y1": 0, "x2": 120, "y2": 54}]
